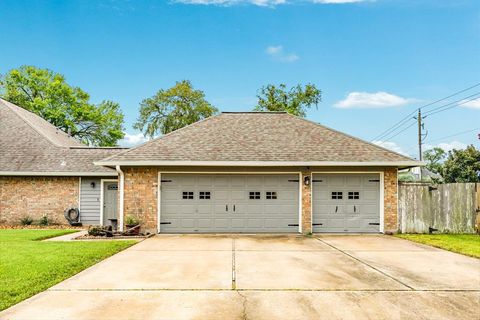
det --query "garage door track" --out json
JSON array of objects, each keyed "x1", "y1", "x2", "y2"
[{"x1": 1, "y1": 235, "x2": 479, "y2": 319}]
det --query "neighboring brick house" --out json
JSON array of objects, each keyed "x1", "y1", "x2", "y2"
[
  {"x1": 96, "y1": 112, "x2": 421, "y2": 234},
  {"x1": 0, "y1": 98, "x2": 126, "y2": 226}
]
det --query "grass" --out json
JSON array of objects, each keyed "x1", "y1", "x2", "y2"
[
  {"x1": 395, "y1": 234, "x2": 480, "y2": 258},
  {"x1": 0, "y1": 229, "x2": 135, "y2": 311}
]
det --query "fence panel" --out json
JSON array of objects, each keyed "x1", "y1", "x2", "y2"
[{"x1": 398, "y1": 182, "x2": 477, "y2": 234}]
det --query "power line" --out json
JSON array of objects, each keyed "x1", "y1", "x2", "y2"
[
  {"x1": 371, "y1": 82, "x2": 480, "y2": 142},
  {"x1": 424, "y1": 127, "x2": 480, "y2": 144},
  {"x1": 423, "y1": 94, "x2": 480, "y2": 117},
  {"x1": 375, "y1": 121, "x2": 417, "y2": 145},
  {"x1": 373, "y1": 91, "x2": 480, "y2": 144}
]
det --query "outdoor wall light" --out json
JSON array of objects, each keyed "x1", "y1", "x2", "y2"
[
  {"x1": 304, "y1": 176, "x2": 310, "y2": 186},
  {"x1": 90, "y1": 182, "x2": 96, "y2": 189}
]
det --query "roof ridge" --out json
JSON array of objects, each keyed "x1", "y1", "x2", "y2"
[
  {"x1": 100, "y1": 112, "x2": 222, "y2": 162},
  {"x1": 0, "y1": 98, "x2": 81, "y2": 148},
  {"x1": 221, "y1": 111, "x2": 287, "y2": 114},
  {"x1": 284, "y1": 113, "x2": 415, "y2": 161}
]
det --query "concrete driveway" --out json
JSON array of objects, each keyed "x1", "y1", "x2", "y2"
[{"x1": 1, "y1": 235, "x2": 479, "y2": 320}]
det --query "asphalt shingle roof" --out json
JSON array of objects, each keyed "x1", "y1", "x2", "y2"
[
  {"x1": 100, "y1": 112, "x2": 416, "y2": 165},
  {"x1": 0, "y1": 99, "x2": 125, "y2": 175}
]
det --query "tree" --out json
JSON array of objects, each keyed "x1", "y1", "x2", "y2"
[
  {"x1": 442, "y1": 145, "x2": 480, "y2": 183},
  {"x1": 254, "y1": 83, "x2": 321, "y2": 117},
  {"x1": 423, "y1": 147, "x2": 446, "y2": 175},
  {"x1": 134, "y1": 80, "x2": 218, "y2": 137},
  {"x1": 0, "y1": 66, "x2": 124, "y2": 146}
]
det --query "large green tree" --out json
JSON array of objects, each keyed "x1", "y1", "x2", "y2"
[
  {"x1": 423, "y1": 147, "x2": 447, "y2": 176},
  {"x1": 134, "y1": 80, "x2": 218, "y2": 137},
  {"x1": 254, "y1": 83, "x2": 321, "y2": 117},
  {"x1": 0, "y1": 66, "x2": 124, "y2": 146},
  {"x1": 442, "y1": 145, "x2": 480, "y2": 183}
]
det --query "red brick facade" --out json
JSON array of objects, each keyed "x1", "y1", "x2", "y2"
[
  {"x1": 301, "y1": 172, "x2": 312, "y2": 234},
  {"x1": 383, "y1": 167, "x2": 399, "y2": 233},
  {"x1": 0, "y1": 176, "x2": 79, "y2": 225},
  {"x1": 123, "y1": 167, "x2": 158, "y2": 233}
]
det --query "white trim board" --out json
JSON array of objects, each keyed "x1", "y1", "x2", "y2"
[{"x1": 99, "y1": 179, "x2": 118, "y2": 227}]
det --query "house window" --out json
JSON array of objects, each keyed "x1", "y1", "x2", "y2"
[
  {"x1": 348, "y1": 192, "x2": 360, "y2": 200},
  {"x1": 199, "y1": 191, "x2": 211, "y2": 199},
  {"x1": 331, "y1": 191, "x2": 343, "y2": 200},
  {"x1": 249, "y1": 191, "x2": 261, "y2": 200},
  {"x1": 266, "y1": 191, "x2": 277, "y2": 200},
  {"x1": 182, "y1": 191, "x2": 194, "y2": 199}
]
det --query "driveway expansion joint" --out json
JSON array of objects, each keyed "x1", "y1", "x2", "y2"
[{"x1": 314, "y1": 237, "x2": 415, "y2": 291}]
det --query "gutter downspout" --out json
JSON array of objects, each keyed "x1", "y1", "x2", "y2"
[{"x1": 116, "y1": 165, "x2": 125, "y2": 232}]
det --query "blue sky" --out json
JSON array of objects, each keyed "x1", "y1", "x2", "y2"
[{"x1": 0, "y1": 0, "x2": 479, "y2": 157}]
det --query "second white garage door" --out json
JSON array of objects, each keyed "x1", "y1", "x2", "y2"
[
  {"x1": 160, "y1": 174, "x2": 299, "y2": 233},
  {"x1": 312, "y1": 173, "x2": 381, "y2": 233}
]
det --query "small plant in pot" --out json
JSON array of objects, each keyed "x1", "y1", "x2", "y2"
[{"x1": 124, "y1": 215, "x2": 141, "y2": 236}]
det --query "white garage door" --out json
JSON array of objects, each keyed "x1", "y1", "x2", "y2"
[
  {"x1": 312, "y1": 173, "x2": 381, "y2": 233},
  {"x1": 160, "y1": 174, "x2": 299, "y2": 233}
]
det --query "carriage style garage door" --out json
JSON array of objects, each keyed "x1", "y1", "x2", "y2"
[
  {"x1": 160, "y1": 174, "x2": 299, "y2": 233},
  {"x1": 312, "y1": 173, "x2": 381, "y2": 233}
]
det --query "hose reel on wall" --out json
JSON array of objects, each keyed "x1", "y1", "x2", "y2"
[{"x1": 64, "y1": 207, "x2": 82, "y2": 226}]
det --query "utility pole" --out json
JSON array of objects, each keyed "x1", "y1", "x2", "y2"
[{"x1": 417, "y1": 109, "x2": 422, "y2": 161}]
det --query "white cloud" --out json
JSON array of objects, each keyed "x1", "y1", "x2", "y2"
[
  {"x1": 424, "y1": 141, "x2": 468, "y2": 152},
  {"x1": 265, "y1": 45, "x2": 299, "y2": 63},
  {"x1": 459, "y1": 98, "x2": 480, "y2": 109},
  {"x1": 118, "y1": 132, "x2": 149, "y2": 147},
  {"x1": 372, "y1": 140, "x2": 410, "y2": 156},
  {"x1": 334, "y1": 91, "x2": 415, "y2": 109},
  {"x1": 173, "y1": 0, "x2": 367, "y2": 6}
]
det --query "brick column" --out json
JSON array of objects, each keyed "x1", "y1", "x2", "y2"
[
  {"x1": 384, "y1": 167, "x2": 398, "y2": 233},
  {"x1": 123, "y1": 167, "x2": 158, "y2": 233},
  {"x1": 301, "y1": 171, "x2": 312, "y2": 234}
]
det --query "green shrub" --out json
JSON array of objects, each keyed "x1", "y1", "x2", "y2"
[
  {"x1": 88, "y1": 225, "x2": 103, "y2": 236},
  {"x1": 20, "y1": 216, "x2": 33, "y2": 225},
  {"x1": 125, "y1": 215, "x2": 140, "y2": 226},
  {"x1": 38, "y1": 215, "x2": 49, "y2": 226}
]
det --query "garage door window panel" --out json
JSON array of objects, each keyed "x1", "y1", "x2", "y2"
[
  {"x1": 266, "y1": 191, "x2": 277, "y2": 199},
  {"x1": 182, "y1": 191, "x2": 194, "y2": 199},
  {"x1": 249, "y1": 191, "x2": 261, "y2": 199},
  {"x1": 199, "y1": 191, "x2": 211, "y2": 199},
  {"x1": 331, "y1": 191, "x2": 343, "y2": 200}
]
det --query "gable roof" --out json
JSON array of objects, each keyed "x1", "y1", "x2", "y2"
[
  {"x1": 97, "y1": 112, "x2": 420, "y2": 168},
  {"x1": 0, "y1": 98, "x2": 126, "y2": 176}
]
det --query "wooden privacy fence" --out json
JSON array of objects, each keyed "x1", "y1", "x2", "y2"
[{"x1": 398, "y1": 182, "x2": 479, "y2": 234}]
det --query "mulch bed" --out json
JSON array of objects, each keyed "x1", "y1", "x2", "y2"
[{"x1": 74, "y1": 233, "x2": 154, "y2": 240}]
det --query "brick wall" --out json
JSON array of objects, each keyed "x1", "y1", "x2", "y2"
[
  {"x1": 384, "y1": 167, "x2": 399, "y2": 233},
  {"x1": 0, "y1": 176, "x2": 79, "y2": 225},
  {"x1": 301, "y1": 172, "x2": 312, "y2": 234},
  {"x1": 123, "y1": 167, "x2": 158, "y2": 233}
]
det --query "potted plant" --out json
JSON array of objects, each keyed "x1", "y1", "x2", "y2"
[{"x1": 125, "y1": 215, "x2": 141, "y2": 235}]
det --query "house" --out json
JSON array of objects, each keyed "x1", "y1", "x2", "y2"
[
  {"x1": 95, "y1": 112, "x2": 421, "y2": 234},
  {"x1": 0, "y1": 99, "x2": 421, "y2": 233},
  {"x1": 0, "y1": 98, "x2": 126, "y2": 226}
]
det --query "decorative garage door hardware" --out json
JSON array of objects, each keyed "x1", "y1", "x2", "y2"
[
  {"x1": 369, "y1": 179, "x2": 380, "y2": 182},
  {"x1": 369, "y1": 223, "x2": 380, "y2": 225},
  {"x1": 312, "y1": 223, "x2": 323, "y2": 226},
  {"x1": 161, "y1": 179, "x2": 172, "y2": 183},
  {"x1": 288, "y1": 224, "x2": 299, "y2": 227},
  {"x1": 160, "y1": 222, "x2": 172, "y2": 225}
]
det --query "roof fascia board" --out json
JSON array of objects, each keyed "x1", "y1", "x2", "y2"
[{"x1": 94, "y1": 160, "x2": 424, "y2": 167}]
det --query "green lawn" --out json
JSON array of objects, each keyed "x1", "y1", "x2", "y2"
[
  {"x1": 395, "y1": 234, "x2": 480, "y2": 258},
  {"x1": 0, "y1": 229, "x2": 135, "y2": 311}
]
